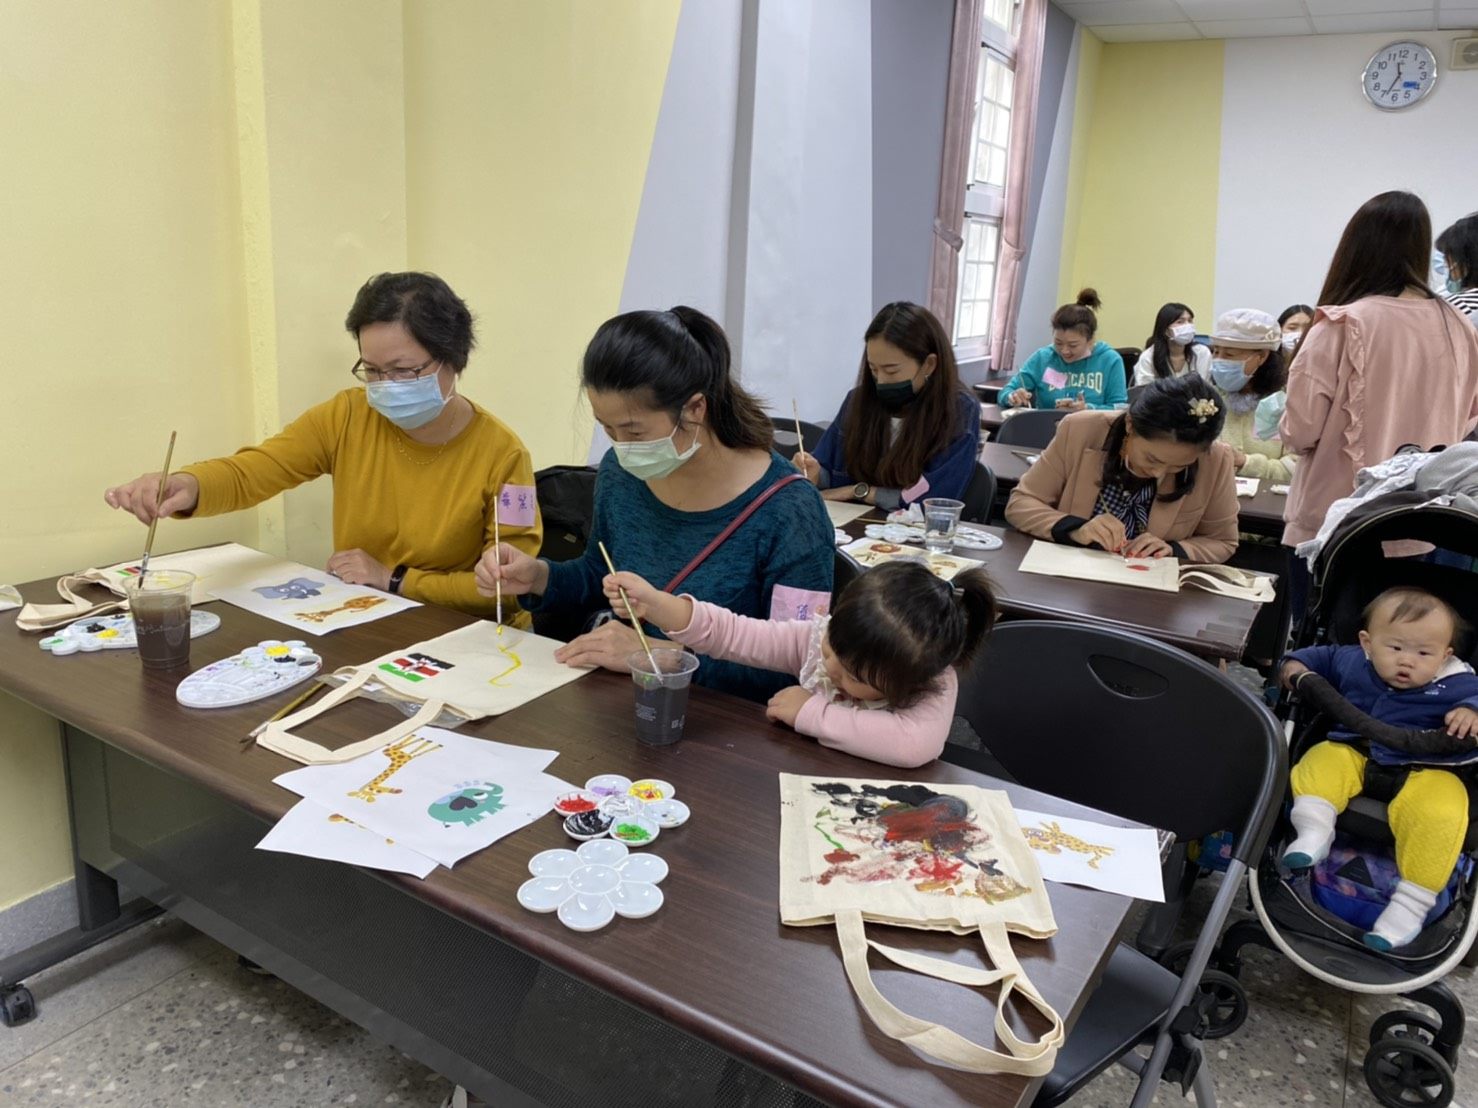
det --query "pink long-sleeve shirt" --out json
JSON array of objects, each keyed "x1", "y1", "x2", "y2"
[
  {"x1": 1280, "y1": 295, "x2": 1478, "y2": 547},
  {"x1": 666, "y1": 600, "x2": 957, "y2": 768}
]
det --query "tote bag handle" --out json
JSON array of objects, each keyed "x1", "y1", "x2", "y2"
[
  {"x1": 255, "y1": 667, "x2": 448, "y2": 765},
  {"x1": 834, "y1": 908, "x2": 1064, "y2": 1075}
]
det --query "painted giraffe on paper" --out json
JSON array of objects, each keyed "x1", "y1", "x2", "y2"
[{"x1": 347, "y1": 735, "x2": 441, "y2": 803}]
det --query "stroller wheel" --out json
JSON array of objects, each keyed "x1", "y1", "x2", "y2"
[
  {"x1": 1365, "y1": 1037, "x2": 1455, "y2": 1108},
  {"x1": 1197, "y1": 970, "x2": 1248, "y2": 1039},
  {"x1": 1369, "y1": 1010, "x2": 1443, "y2": 1051}
]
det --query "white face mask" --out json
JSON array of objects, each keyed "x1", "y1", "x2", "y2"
[
  {"x1": 1281, "y1": 331, "x2": 1301, "y2": 351},
  {"x1": 1169, "y1": 323, "x2": 1196, "y2": 346},
  {"x1": 611, "y1": 423, "x2": 700, "y2": 481}
]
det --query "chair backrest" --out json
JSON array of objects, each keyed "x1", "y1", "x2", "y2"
[
  {"x1": 949, "y1": 621, "x2": 1286, "y2": 862},
  {"x1": 960, "y1": 462, "x2": 997, "y2": 524},
  {"x1": 533, "y1": 465, "x2": 597, "y2": 562},
  {"x1": 993, "y1": 408, "x2": 1067, "y2": 448},
  {"x1": 771, "y1": 416, "x2": 827, "y2": 455},
  {"x1": 833, "y1": 547, "x2": 863, "y2": 604},
  {"x1": 1115, "y1": 347, "x2": 1141, "y2": 380}
]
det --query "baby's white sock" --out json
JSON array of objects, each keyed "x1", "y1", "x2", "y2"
[
  {"x1": 1364, "y1": 879, "x2": 1439, "y2": 952},
  {"x1": 1281, "y1": 796, "x2": 1337, "y2": 870}
]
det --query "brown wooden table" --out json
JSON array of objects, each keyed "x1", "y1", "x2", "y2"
[
  {"x1": 0, "y1": 576, "x2": 1143, "y2": 1108},
  {"x1": 843, "y1": 522, "x2": 1259, "y2": 662}
]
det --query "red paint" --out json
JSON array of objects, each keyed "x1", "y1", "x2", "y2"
[
  {"x1": 1128, "y1": 564, "x2": 1150, "y2": 572},
  {"x1": 912, "y1": 853, "x2": 963, "y2": 881},
  {"x1": 555, "y1": 796, "x2": 596, "y2": 814},
  {"x1": 880, "y1": 804, "x2": 970, "y2": 846},
  {"x1": 825, "y1": 849, "x2": 859, "y2": 864}
]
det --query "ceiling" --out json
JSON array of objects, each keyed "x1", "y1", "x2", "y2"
[{"x1": 1055, "y1": 0, "x2": 1478, "y2": 41}]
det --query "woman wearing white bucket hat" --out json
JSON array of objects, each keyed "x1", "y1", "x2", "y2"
[{"x1": 1208, "y1": 309, "x2": 1296, "y2": 484}]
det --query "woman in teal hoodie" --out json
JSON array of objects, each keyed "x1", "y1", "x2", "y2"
[{"x1": 1002, "y1": 288, "x2": 1128, "y2": 411}]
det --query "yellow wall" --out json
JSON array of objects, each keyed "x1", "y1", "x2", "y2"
[
  {"x1": 404, "y1": 1, "x2": 682, "y2": 468},
  {"x1": 0, "y1": 0, "x2": 680, "y2": 913},
  {"x1": 1062, "y1": 39, "x2": 1224, "y2": 347}
]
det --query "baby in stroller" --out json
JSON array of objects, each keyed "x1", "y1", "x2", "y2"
[{"x1": 1281, "y1": 586, "x2": 1478, "y2": 951}]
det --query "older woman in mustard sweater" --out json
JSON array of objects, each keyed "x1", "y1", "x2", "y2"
[
  {"x1": 1207, "y1": 309, "x2": 1297, "y2": 484},
  {"x1": 103, "y1": 272, "x2": 540, "y2": 622}
]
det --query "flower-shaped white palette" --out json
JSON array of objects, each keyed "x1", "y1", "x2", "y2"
[
  {"x1": 952, "y1": 526, "x2": 1003, "y2": 552},
  {"x1": 518, "y1": 839, "x2": 668, "y2": 931}
]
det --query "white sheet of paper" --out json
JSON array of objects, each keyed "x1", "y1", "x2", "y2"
[
  {"x1": 256, "y1": 799, "x2": 439, "y2": 878},
  {"x1": 209, "y1": 560, "x2": 420, "y2": 635},
  {"x1": 825, "y1": 500, "x2": 876, "y2": 527},
  {"x1": 839, "y1": 537, "x2": 984, "y2": 582},
  {"x1": 1018, "y1": 540, "x2": 1180, "y2": 592},
  {"x1": 273, "y1": 727, "x2": 568, "y2": 868},
  {"x1": 92, "y1": 543, "x2": 289, "y2": 605},
  {"x1": 1015, "y1": 808, "x2": 1165, "y2": 902},
  {"x1": 1235, "y1": 477, "x2": 1260, "y2": 497}
]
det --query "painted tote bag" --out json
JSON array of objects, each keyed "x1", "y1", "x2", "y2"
[
  {"x1": 779, "y1": 774, "x2": 1064, "y2": 1075},
  {"x1": 257, "y1": 622, "x2": 589, "y2": 765}
]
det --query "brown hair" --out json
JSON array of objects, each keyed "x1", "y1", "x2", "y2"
[
  {"x1": 1363, "y1": 586, "x2": 1461, "y2": 643},
  {"x1": 828, "y1": 563, "x2": 997, "y2": 709},
  {"x1": 839, "y1": 302, "x2": 968, "y2": 488},
  {"x1": 1051, "y1": 288, "x2": 1102, "y2": 339},
  {"x1": 1316, "y1": 191, "x2": 1434, "y2": 308}
]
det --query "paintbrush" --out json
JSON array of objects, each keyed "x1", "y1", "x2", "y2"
[
  {"x1": 792, "y1": 399, "x2": 809, "y2": 468},
  {"x1": 596, "y1": 540, "x2": 659, "y2": 674},
  {"x1": 493, "y1": 511, "x2": 503, "y2": 635},
  {"x1": 138, "y1": 431, "x2": 178, "y2": 585},
  {"x1": 242, "y1": 680, "x2": 328, "y2": 748}
]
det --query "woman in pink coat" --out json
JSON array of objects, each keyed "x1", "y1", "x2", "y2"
[{"x1": 1281, "y1": 191, "x2": 1478, "y2": 619}]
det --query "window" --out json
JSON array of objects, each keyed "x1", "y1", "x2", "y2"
[{"x1": 952, "y1": 2, "x2": 1021, "y2": 356}]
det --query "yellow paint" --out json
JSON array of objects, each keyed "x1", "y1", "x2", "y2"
[
  {"x1": 1062, "y1": 39, "x2": 1224, "y2": 347},
  {"x1": 487, "y1": 643, "x2": 524, "y2": 688},
  {"x1": 403, "y1": 0, "x2": 683, "y2": 466},
  {"x1": 1057, "y1": 28, "x2": 1103, "y2": 309}
]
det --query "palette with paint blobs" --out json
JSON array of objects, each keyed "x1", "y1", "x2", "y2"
[
  {"x1": 175, "y1": 640, "x2": 323, "y2": 708},
  {"x1": 555, "y1": 776, "x2": 690, "y2": 844},
  {"x1": 39, "y1": 610, "x2": 221, "y2": 655}
]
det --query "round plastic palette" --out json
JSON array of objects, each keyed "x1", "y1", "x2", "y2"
[
  {"x1": 175, "y1": 640, "x2": 323, "y2": 708},
  {"x1": 517, "y1": 840, "x2": 668, "y2": 931},
  {"x1": 952, "y1": 526, "x2": 1003, "y2": 552},
  {"x1": 39, "y1": 610, "x2": 221, "y2": 655},
  {"x1": 560, "y1": 776, "x2": 689, "y2": 843}
]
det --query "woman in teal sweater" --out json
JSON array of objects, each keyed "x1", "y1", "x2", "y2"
[{"x1": 1002, "y1": 288, "x2": 1128, "y2": 411}]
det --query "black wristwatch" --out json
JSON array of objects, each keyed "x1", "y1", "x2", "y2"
[
  {"x1": 387, "y1": 564, "x2": 409, "y2": 595},
  {"x1": 852, "y1": 481, "x2": 871, "y2": 501}
]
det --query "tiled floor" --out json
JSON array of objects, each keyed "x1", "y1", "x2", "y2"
[{"x1": 2, "y1": 894, "x2": 1473, "y2": 1107}]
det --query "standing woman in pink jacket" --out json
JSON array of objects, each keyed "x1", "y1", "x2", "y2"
[{"x1": 1281, "y1": 191, "x2": 1478, "y2": 620}]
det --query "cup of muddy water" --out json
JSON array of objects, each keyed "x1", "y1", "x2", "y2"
[
  {"x1": 628, "y1": 648, "x2": 700, "y2": 746},
  {"x1": 124, "y1": 569, "x2": 195, "y2": 670}
]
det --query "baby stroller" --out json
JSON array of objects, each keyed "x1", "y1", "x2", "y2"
[{"x1": 1212, "y1": 498, "x2": 1478, "y2": 1108}]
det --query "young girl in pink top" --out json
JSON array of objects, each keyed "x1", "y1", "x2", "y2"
[{"x1": 602, "y1": 561, "x2": 997, "y2": 767}]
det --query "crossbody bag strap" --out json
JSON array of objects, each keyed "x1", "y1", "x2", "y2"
[{"x1": 662, "y1": 473, "x2": 807, "y2": 593}]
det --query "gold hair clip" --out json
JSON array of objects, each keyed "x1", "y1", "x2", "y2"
[{"x1": 1188, "y1": 397, "x2": 1219, "y2": 423}]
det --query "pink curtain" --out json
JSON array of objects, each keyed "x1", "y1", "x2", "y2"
[
  {"x1": 927, "y1": 0, "x2": 985, "y2": 330},
  {"x1": 988, "y1": 0, "x2": 1047, "y2": 373}
]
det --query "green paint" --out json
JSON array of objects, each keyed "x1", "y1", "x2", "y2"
[
  {"x1": 614, "y1": 822, "x2": 652, "y2": 843},
  {"x1": 814, "y1": 822, "x2": 845, "y2": 852}
]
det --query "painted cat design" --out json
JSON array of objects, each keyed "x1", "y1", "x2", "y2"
[
  {"x1": 347, "y1": 735, "x2": 441, "y2": 803},
  {"x1": 1023, "y1": 820, "x2": 1115, "y2": 870}
]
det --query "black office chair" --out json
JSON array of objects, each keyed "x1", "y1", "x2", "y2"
[
  {"x1": 960, "y1": 462, "x2": 997, "y2": 524},
  {"x1": 771, "y1": 416, "x2": 826, "y2": 455},
  {"x1": 947, "y1": 621, "x2": 1286, "y2": 1108},
  {"x1": 1116, "y1": 347, "x2": 1142, "y2": 382},
  {"x1": 993, "y1": 409, "x2": 1067, "y2": 449},
  {"x1": 531, "y1": 465, "x2": 597, "y2": 641},
  {"x1": 832, "y1": 547, "x2": 862, "y2": 604}
]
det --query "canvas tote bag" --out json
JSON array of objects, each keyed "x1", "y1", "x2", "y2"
[
  {"x1": 256, "y1": 622, "x2": 588, "y2": 765},
  {"x1": 779, "y1": 774, "x2": 1064, "y2": 1075}
]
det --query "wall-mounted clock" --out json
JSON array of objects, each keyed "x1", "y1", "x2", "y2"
[{"x1": 1362, "y1": 40, "x2": 1438, "y2": 110}]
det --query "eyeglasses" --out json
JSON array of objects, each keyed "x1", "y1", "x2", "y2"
[{"x1": 350, "y1": 358, "x2": 439, "y2": 383}]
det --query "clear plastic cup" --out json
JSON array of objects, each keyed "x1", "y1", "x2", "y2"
[
  {"x1": 124, "y1": 569, "x2": 196, "y2": 670},
  {"x1": 923, "y1": 498, "x2": 965, "y2": 554},
  {"x1": 628, "y1": 648, "x2": 700, "y2": 746}
]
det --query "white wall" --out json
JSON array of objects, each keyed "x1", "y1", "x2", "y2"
[
  {"x1": 736, "y1": 0, "x2": 875, "y2": 423},
  {"x1": 1214, "y1": 30, "x2": 1478, "y2": 318}
]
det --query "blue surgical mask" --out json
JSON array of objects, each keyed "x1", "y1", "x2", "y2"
[
  {"x1": 612, "y1": 424, "x2": 700, "y2": 481},
  {"x1": 365, "y1": 373, "x2": 449, "y2": 430},
  {"x1": 874, "y1": 375, "x2": 919, "y2": 410},
  {"x1": 1210, "y1": 358, "x2": 1250, "y2": 393},
  {"x1": 1431, "y1": 249, "x2": 1450, "y2": 290},
  {"x1": 1448, "y1": 276, "x2": 1465, "y2": 297}
]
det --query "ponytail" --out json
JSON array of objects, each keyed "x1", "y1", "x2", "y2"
[
  {"x1": 581, "y1": 306, "x2": 773, "y2": 450},
  {"x1": 1051, "y1": 287, "x2": 1102, "y2": 340},
  {"x1": 949, "y1": 569, "x2": 998, "y2": 668}
]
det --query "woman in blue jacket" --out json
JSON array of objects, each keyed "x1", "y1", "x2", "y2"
[
  {"x1": 1003, "y1": 288, "x2": 1128, "y2": 411},
  {"x1": 797, "y1": 302, "x2": 980, "y2": 511}
]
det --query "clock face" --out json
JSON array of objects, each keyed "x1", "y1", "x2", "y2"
[{"x1": 1362, "y1": 41, "x2": 1437, "y2": 111}]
